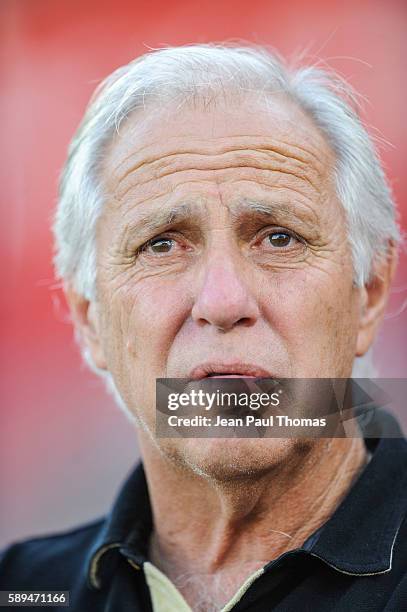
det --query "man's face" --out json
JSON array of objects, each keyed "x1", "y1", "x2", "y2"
[{"x1": 92, "y1": 93, "x2": 363, "y2": 476}]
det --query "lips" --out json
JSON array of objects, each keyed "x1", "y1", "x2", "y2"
[
  {"x1": 205, "y1": 374, "x2": 256, "y2": 378},
  {"x1": 189, "y1": 363, "x2": 273, "y2": 380}
]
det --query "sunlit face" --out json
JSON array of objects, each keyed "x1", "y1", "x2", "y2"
[{"x1": 92, "y1": 93, "x2": 364, "y2": 477}]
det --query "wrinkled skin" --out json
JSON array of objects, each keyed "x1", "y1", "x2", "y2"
[{"x1": 68, "y1": 93, "x2": 395, "y2": 480}]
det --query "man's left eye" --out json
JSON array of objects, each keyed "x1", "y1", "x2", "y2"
[{"x1": 264, "y1": 232, "x2": 294, "y2": 248}]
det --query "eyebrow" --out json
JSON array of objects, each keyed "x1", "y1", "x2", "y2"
[
  {"x1": 120, "y1": 202, "x2": 199, "y2": 249},
  {"x1": 131, "y1": 202, "x2": 196, "y2": 235},
  {"x1": 122, "y1": 196, "x2": 319, "y2": 247},
  {"x1": 232, "y1": 198, "x2": 319, "y2": 233}
]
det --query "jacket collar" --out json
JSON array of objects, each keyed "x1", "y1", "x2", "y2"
[
  {"x1": 87, "y1": 409, "x2": 407, "y2": 588},
  {"x1": 86, "y1": 463, "x2": 152, "y2": 589},
  {"x1": 308, "y1": 414, "x2": 407, "y2": 576}
]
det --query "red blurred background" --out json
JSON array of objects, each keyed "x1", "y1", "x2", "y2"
[{"x1": 1, "y1": 0, "x2": 406, "y2": 548}]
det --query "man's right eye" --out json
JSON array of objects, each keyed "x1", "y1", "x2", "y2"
[{"x1": 142, "y1": 237, "x2": 175, "y2": 254}]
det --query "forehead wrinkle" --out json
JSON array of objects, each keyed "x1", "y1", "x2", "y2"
[
  {"x1": 108, "y1": 137, "x2": 328, "y2": 201},
  {"x1": 110, "y1": 135, "x2": 324, "y2": 178},
  {"x1": 114, "y1": 158, "x2": 323, "y2": 203},
  {"x1": 228, "y1": 178, "x2": 322, "y2": 208}
]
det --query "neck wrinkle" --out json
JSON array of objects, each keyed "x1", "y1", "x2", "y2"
[{"x1": 139, "y1": 432, "x2": 368, "y2": 578}]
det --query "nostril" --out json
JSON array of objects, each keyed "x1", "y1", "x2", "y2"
[
  {"x1": 214, "y1": 317, "x2": 254, "y2": 332},
  {"x1": 236, "y1": 317, "x2": 255, "y2": 327}
]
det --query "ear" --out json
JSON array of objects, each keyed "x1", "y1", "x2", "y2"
[
  {"x1": 64, "y1": 284, "x2": 108, "y2": 370},
  {"x1": 355, "y1": 242, "x2": 398, "y2": 357}
]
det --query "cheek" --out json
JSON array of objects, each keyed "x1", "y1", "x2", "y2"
[
  {"x1": 261, "y1": 271, "x2": 359, "y2": 374},
  {"x1": 97, "y1": 275, "x2": 193, "y2": 422},
  {"x1": 103, "y1": 275, "x2": 193, "y2": 371}
]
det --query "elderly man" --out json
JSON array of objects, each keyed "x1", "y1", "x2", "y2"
[{"x1": 1, "y1": 44, "x2": 406, "y2": 612}]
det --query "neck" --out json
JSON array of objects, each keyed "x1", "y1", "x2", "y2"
[{"x1": 138, "y1": 434, "x2": 368, "y2": 605}]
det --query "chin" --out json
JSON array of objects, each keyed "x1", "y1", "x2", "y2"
[{"x1": 161, "y1": 437, "x2": 314, "y2": 483}]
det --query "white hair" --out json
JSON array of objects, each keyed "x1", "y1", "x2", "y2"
[{"x1": 52, "y1": 43, "x2": 400, "y2": 395}]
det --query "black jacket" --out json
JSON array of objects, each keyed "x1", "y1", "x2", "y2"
[{"x1": 1, "y1": 410, "x2": 407, "y2": 611}]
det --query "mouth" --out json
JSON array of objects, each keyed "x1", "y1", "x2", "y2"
[{"x1": 189, "y1": 363, "x2": 273, "y2": 381}]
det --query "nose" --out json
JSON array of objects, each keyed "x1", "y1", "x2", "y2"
[{"x1": 191, "y1": 252, "x2": 260, "y2": 332}]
